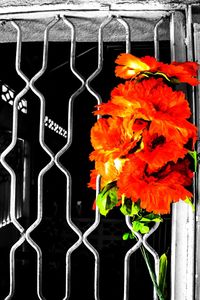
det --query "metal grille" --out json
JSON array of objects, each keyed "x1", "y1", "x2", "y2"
[{"x1": 0, "y1": 3, "x2": 199, "y2": 300}]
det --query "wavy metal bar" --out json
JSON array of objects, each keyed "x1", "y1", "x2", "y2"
[
  {"x1": 123, "y1": 216, "x2": 143, "y2": 300},
  {"x1": 54, "y1": 16, "x2": 85, "y2": 300},
  {"x1": 116, "y1": 16, "x2": 131, "y2": 53},
  {"x1": 115, "y1": 16, "x2": 143, "y2": 300},
  {"x1": 0, "y1": 20, "x2": 30, "y2": 300},
  {"x1": 5, "y1": 236, "x2": 26, "y2": 300},
  {"x1": 85, "y1": 16, "x2": 113, "y2": 107},
  {"x1": 20, "y1": 18, "x2": 60, "y2": 300},
  {"x1": 83, "y1": 175, "x2": 101, "y2": 300},
  {"x1": 143, "y1": 222, "x2": 160, "y2": 300},
  {"x1": 1, "y1": 18, "x2": 57, "y2": 300},
  {"x1": 0, "y1": 20, "x2": 28, "y2": 233},
  {"x1": 83, "y1": 16, "x2": 116, "y2": 300},
  {"x1": 136, "y1": 16, "x2": 168, "y2": 300},
  {"x1": 115, "y1": 14, "x2": 143, "y2": 300}
]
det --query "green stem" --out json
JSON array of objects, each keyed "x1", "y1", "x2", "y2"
[{"x1": 140, "y1": 246, "x2": 165, "y2": 300}]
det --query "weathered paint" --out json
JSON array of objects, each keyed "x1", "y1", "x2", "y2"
[
  {"x1": 0, "y1": 1, "x2": 199, "y2": 42},
  {"x1": 0, "y1": 0, "x2": 200, "y2": 7},
  {"x1": 0, "y1": 17, "x2": 170, "y2": 42}
]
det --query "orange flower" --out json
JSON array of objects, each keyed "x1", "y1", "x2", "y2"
[
  {"x1": 93, "y1": 81, "x2": 144, "y2": 118},
  {"x1": 89, "y1": 116, "x2": 149, "y2": 190},
  {"x1": 88, "y1": 53, "x2": 199, "y2": 217},
  {"x1": 117, "y1": 157, "x2": 193, "y2": 214},
  {"x1": 159, "y1": 61, "x2": 200, "y2": 86},
  {"x1": 88, "y1": 159, "x2": 125, "y2": 190},
  {"x1": 94, "y1": 78, "x2": 197, "y2": 148},
  {"x1": 89, "y1": 116, "x2": 144, "y2": 163},
  {"x1": 135, "y1": 130, "x2": 188, "y2": 171},
  {"x1": 149, "y1": 115, "x2": 197, "y2": 148},
  {"x1": 88, "y1": 169, "x2": 99, "y2": 190},
  {"x1": 115, "y1": 53, "x2": 200, "y2": 86},
  {"x1": 94, "y1": 78, "x2": 191, "y2": 119},
  {"x1": 115, "y1": 53, "x2": 159, "y2": 79},
  {"x1": 171, "y1": 158, "x2": 194, "y2": 186}
]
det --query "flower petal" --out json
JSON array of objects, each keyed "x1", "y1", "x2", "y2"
[{"x1": 115, "y1": 53, "x2": 150, "y2": 79}]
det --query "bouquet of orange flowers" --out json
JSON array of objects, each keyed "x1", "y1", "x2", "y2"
[
  {"x1": 88, "y1": 53, "x2": 198, "y2": 225},
  {"x1": 88, "y1": 53, "x2": 199, "y2": 299}
]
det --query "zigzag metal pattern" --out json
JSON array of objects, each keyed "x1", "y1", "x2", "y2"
[{"x1": 0, "y1": 13, "x2": 168, "y2": 300}]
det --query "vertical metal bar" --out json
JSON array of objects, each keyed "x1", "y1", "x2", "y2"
[
  {"x1": 186, "y1": 5, "x2": 194, "y2": 62},
  {"x1": 116, "y1": 16, "x2": 131, "y2": 54},
  {"x1": 22, "y1": 140, "x2": 30, "y2": 220},
  {"x1": 123, "y1": 217, "x2": 142, "y2": 300},
  {"x1": 170, "y1": 11, "x2": 195, "y2": 300},
  {"x1": 83, "y1": 16, "x2": 114, "y2": 300},
  {"x1": 2, "y1": 21, "x2": 26, "y2": 233},
  {"x1": 118, "y1": 15, "x2": 143, "y2": 300},
  {"x1": 170, "y1": 12, "x2": 176, "y2": 62},
  {"x1": 185, "y1": 7, "x2": 197, "y2": 300},
  {"x1": 85, "y1": 16, "x2": 113, "y2": 106},
  {"x1": 152, "y1": 16, "x2": 168, "y2": 300},
  {"x1": 170, "y1": 13, "x2": 179, "y2": 300},
  {"x1": 186, "y1": 5, "x2": 196, "y2": 125},
  {"x1": 55, "y1": 16, "x2": 84, "y2": 300},
  {"x1": 193, "y1": 22, "x2": 200, "y2": 300},
  {"x1": 143, "y1": 223, "x2": 160, "y2": 300},
  {"x1": 25, "y1": 17, "x2": 60, "y2": 300},
  {"x1": 83, "y1": 174, "x2": 101, "y2": 300},
  {"x1": 154, "y1": 18, "x2": 164, "y2": 60},
  {"x1": 121, "y1": 15, "x2": 161, "y2": 300},
  {"x1": 0, "y1": 20, "x2": 29, "y2": 300},
  {"x1": 170, "y1": 14, "x2": 177, "y2": 300}
]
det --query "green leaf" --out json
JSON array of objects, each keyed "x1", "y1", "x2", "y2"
[
  {"x1": 169, "y1": 77, "x2": 181, "y2": 84},
  {"x1": 120, "y1": 198, "x2": 140, "y2": 216},
  {"x1": 140, "y1": 217, "x2": 162, "y2": 223},
  {"x1": 120, "y1": 198, "x2": 132, "y2": 215},
  {"x1": 188, "y1": 150, "x2": 197, "y2": 172},
  {"x1": 132, "y1": 221, "x2": 141, "y2": 232},
  {"x1": 140, "y1": 213, "x2": 163, "y2": 223},
  {"x1": 129, "y1": 233, "x2": 135, "y2": 239},
  {"x1": 122, "y1": 233, "x2": 130, "y2": 240},
  {"x1": 184, "y1": 196, "x2": 195, "y2": 212},
  {"x1": 122, "y1": 232, "x2": 135, "y2": 240},
  {"x1": 132, "y1": 221, "x2": 150, "y2": 234},
  {"x1": 96, "y1": 182, "x2": 118, "y2": 216},
  {"x1": 140, "y1": 224, "x2": 150, "y2": 234},
  {"x1": 145, "y1": 213, "x2": 162, "y2": 220},
  {"x1": 159, "y1": 253, "x2": 168, "y2": 297}
]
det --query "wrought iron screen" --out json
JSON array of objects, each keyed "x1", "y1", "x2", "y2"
[{"x1": 0, "y1": 3, "x2": 199, "y2": 300}]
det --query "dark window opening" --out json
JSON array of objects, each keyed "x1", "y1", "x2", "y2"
[{"x1": 0, "y1": 41, "x2": 171, "y2": 300}]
